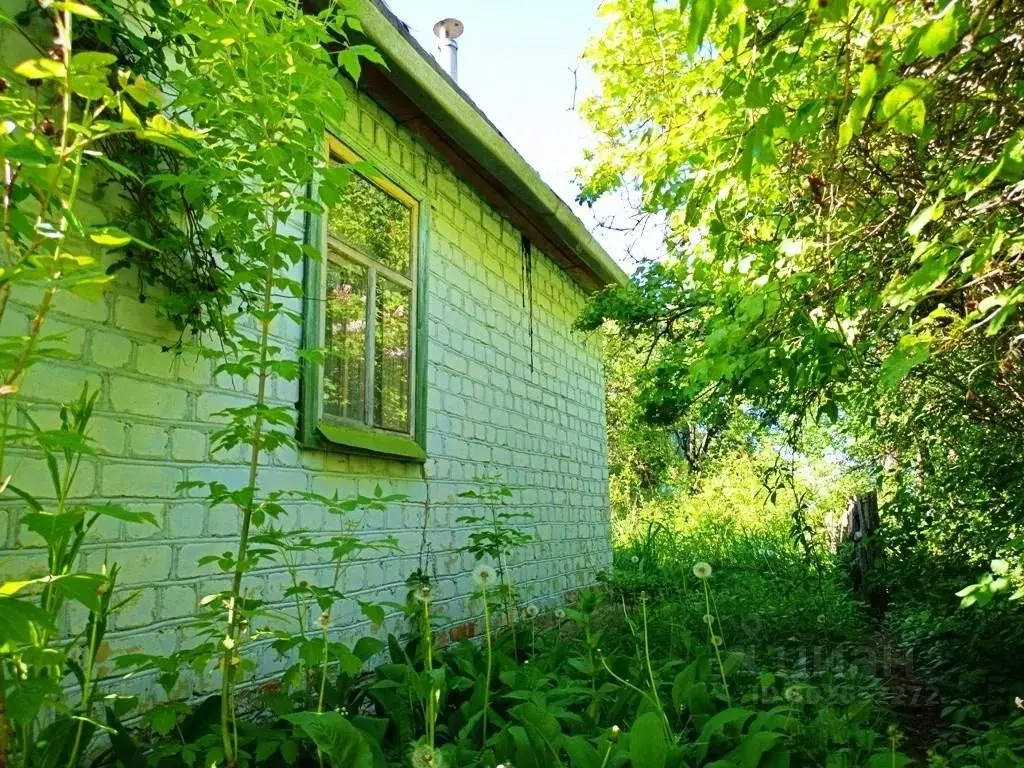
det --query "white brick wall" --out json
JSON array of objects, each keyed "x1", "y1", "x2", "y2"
[{"x1": 0, "y1": 79, "x2": 612, "y2": 685}]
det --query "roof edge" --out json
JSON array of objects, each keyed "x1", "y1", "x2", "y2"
[{"x1": 356, "y1": 0, "x2": 628, "y2": 290}]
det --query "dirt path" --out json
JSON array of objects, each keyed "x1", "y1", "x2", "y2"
[{"x1": 875, "y1": 627, "x2": 943, "y2": 762}]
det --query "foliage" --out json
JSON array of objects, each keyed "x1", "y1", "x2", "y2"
[
  {"x1": 579, "y1": 1, "x2": 1024, "y2": 761},
  {"x1": 579, "y1": 0, "x2": 1024, "y2": 439}
]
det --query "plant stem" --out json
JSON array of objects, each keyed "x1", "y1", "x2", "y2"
[
  {"x1": 702, "y1": 579, "x2": 731, "y2": 707},
  {"x1": 422, "y1": 599, "x2": 435, "y2": 750},
  {"x1": 639, "y1": 593, "x2": 666, "y2": 728},
  {"x1": 598, "y1": 654, "x2": 671, "y2": 734},
  {"x1": 65, "y1": 590, "x2": 104, "y2": 768},
  {"x1": 219, "y1": 213, "x2": 279, "y2": 766},
  {"x1": 481, "y1": 584, "x2": 492, "y2": 747},
  {"x1": 317, "y1": 620, "x2": 329, "y2": 714}
]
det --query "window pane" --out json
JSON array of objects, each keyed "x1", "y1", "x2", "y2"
[
  {"x1": 329, "y1": 171, "x2": 412, "y2": 276},
  {"x1": 323, "y1": 258, "x2": 368, "y2": 423},
  {"x1": 374, "y1": 278, "x2": 411, "y2": 432}
]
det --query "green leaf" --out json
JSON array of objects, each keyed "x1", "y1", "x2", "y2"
[
  {"x1": 71, "y1": 51, "x2": 118, "y2": 71},
  {"x1": 6, "y1": 677, "x2": 63, "y2": 724},
  {"x1": 918, "y1": 5, "x2": 962, "y2": 58},
  {"x1": 629, "y1": 712, "x2": 667, "y2": 768},
  {"x1": 879, "y1": 334, "x2": 931, "y2": 388},
  {"x1": 565, "y1": 735, "x2": 601, "y2": 768},
  {"x1": 14, "y1": 59, "x2": 66, "y2": 80},
  {"x1": 52, "y1": 573, "x2": 108, "y2": 611},
  {"x1": 0, "y1": 596, "x2": 56, "y2": 646},
  {"x1": 358, "y1": 600, "x2": 385, "y2": 628},
  {"x1": 53, "y1": 1, "x2": 102, "y2": 18},
  {"x1": 697, "y1": 708, "x2": 754, "y2": 761},
  {"x1": 89, "y1": 227, "x2": 133, "y2": 248},
  {"x1": 284, "y1": 712, "x2": 374, "y2": 768},
  {"x1": 687, "y1": 0, "x2": 715, "y2": 55},
  {"x1": 907, "y1": 199, "x2": 945, "y2": 237},
  {"x1": 878, "y1": 79, "x2": 928, "y2": 136},
  {"x1": 726, "y1": 731, "x2": 783, "y2": 768},
  {"x1": 511, "y1": 701, "x2": 564, "y2": 748}
]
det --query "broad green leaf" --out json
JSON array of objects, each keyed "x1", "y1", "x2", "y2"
[
  {"x1": 284, "y1": 712, "x2": 374, "y2": 768},
  {"x1": 565, "y1": 735, "x2": 601, "y2": 768},
  {"x1": 629, "y1": 711, "x2": 667, "y2": 768},
  {"x1": 358, "y1": 599, "x2": 385, "y2": 628},
  {"x1": 511, "y1": 701, "x2": 564, "y2": 748},
  {"x1": 71, "y1": 51, "x2": 118, "y2": 70},
  {"x1": 907, "y1": 199, "x2": 944, "y2": 237},
  {"x1": 878, "y1": 79, "x2": 927, "y2": 136},
  {"x1": 879, "y1": 334, "x2": 931, "y2": 388},
  {"x1": 697, "y1": 708, "x2": 755, "y2": 761},
  {"x1": 726, "y1": 731, "x2": 783, "y2": 768},
  {"x1": 0, "y1": 596, "x2": 56, "y2": 645},
  {"x1": 918, "y1": 5, "x2": 962, "y2": 58}
]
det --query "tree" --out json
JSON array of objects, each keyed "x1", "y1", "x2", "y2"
[{"x1": 577, "y1": 0, "x2": 1024, "y2": 562}]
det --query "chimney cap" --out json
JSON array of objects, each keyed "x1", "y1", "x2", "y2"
[{"x1": 433, "y1": 18, "x2": 464, "y2": 40}]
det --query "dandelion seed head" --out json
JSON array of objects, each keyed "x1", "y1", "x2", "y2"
[
  {"x1": 414, "y1": 586, "x2": 431, "y2": 603},
  {"x1": 409, "y1": 743, "x2": 445, "y2": 768},
  {"x1": 710, "y1": 635, "x2": 723, "y2": 647},
  {"x1": 472, "y1": 563, "x2": 497, "y2": 587},
  {"x1": 554, "y1": 608, "x2": 566, "y2": 620},
  {"x1": 523, "y1": 604, "x2": 539, "y2": 619},
  {"x1": 693, "y1": 562, "x2": 713, "y2": 579},
  {"x1": 631, "y1": 555, "x2": 640, "y2": 564},
  {"x1": 784, "y1": 686, "x2": 803, "y2": 703}
]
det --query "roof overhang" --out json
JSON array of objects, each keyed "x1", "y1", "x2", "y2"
[{"x1": 331, "y1": 0, "x2": 628, "y2": 292}]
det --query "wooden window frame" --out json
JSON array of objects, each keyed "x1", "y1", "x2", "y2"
[{"x1": 299, "y1": 135, "x2": 429, "y2": 462}]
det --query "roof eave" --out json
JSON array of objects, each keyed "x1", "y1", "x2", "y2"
[{"x1": 354, "y1": 0, "x2": 628, "y2": 290}]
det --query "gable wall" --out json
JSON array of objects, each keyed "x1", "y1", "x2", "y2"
[{"x1": 0, "y1": 77, "x2": 612, "y2": 694}]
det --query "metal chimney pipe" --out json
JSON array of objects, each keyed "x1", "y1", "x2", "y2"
[{"x1": 433, "y1": 18, "x2": 464, "y2": 82}]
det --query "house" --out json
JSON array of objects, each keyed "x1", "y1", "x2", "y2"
[{"x1": 0, "y1": 0, "x2": 626, "y2": 675}]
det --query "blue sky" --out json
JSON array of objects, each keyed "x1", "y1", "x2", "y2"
[{"x1": 381, "y1": 0, "x2": 660, "y2": 270}]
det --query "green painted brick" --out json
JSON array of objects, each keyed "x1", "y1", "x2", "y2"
[
  {"x1": 171, "y1": 428, "x2": 208, "y2": 462},
  {"x1": 166, "y1": 503, "x2": 206, "y2": 538},
  {"x1": 161, "y1": 584, "x2": 198, "y2": 620},
  {"x1": 113, "y1": 587, "x2": 158, "y2": 629},
  {"x1": 109, "y1": 376, "x2": 188, "y2": 419},
  {"x1": 177, "y1": 353, "x2": 212, "y2": 386},
  {"x1": 130, "y1": 424, "x2": 170, "y2": 459},
  {"x1": 91, "y1": 331, "x2": 133, "y2": 369},
  {"x1": 10, "y1": 454, "x2": 95, "y2": 499},
  {"x1": 101, "y1": 462, "x2": 182, "y2": 497},
  {"x1": 176, "y1": 542, "x2": 228, "y2": 579},
  {"x1": 114, "y1": 294, "x2": 178, "y2": 339},
  {"x1": 20, "y1": 365, "x2": 101, "y2": 405},
  {"x1": 136, "y1": 343, "x2": 176, "y2": 377}
]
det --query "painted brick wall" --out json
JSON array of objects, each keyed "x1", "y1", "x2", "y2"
[{"x1": 0, "y1": 77, "x2": 612, "y2": 694}]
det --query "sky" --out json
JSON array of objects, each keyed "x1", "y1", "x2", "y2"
[{"x1": 381, "y1": 0, "x2": 662, "y2": 271}]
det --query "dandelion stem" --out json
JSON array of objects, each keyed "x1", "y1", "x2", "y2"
[
  {"x1": 702, "y1": 578, "x2": 731, "y2": 707},
  {"x1": 482, "y1": 583, "x2": 492, "y2": 747}
]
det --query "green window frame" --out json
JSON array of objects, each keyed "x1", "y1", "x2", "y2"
[{"x1": 300, "y1": 136, "x2": 429, "y2": 462}]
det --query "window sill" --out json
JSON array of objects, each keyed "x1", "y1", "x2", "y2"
[{"x1": 315, "y1": 421, "x2": 426, "y2": 463}]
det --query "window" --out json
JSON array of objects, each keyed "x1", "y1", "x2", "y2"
[{"x1": 302, "y1": 138, "x2": 424, "y2": 461}]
